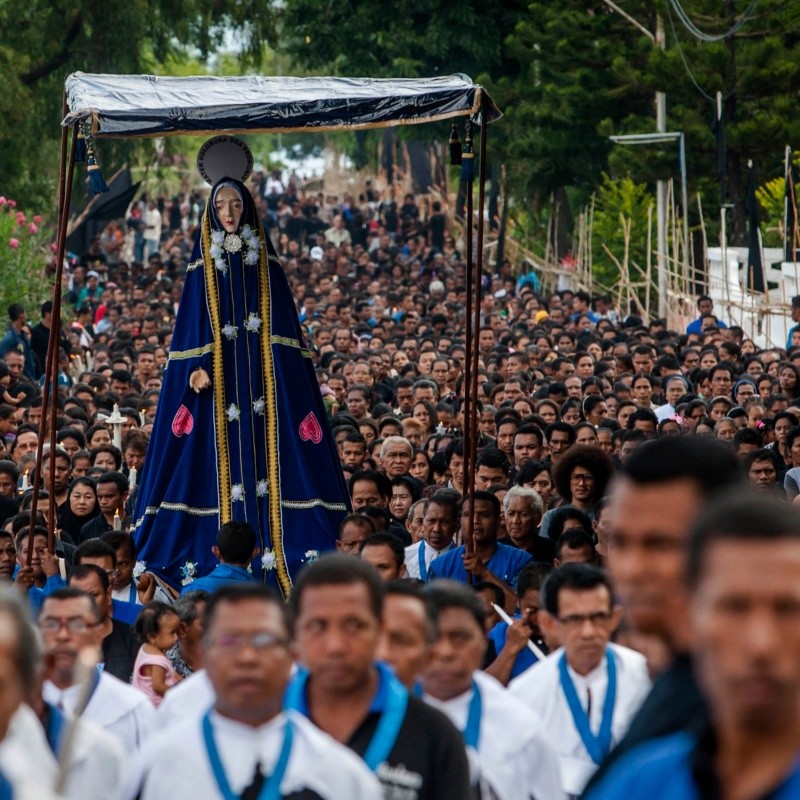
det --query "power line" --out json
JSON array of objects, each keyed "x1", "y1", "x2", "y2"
[
  {"x1": 665, "y1": 2, "x2": 719, "y2": 101},
  {"x1": 667, "y1": 0, "x2": 757, "y2": 43}
]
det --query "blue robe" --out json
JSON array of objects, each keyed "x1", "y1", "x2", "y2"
[{"x1": 133, "y1": 178, "x2": 350, "y2": 594}]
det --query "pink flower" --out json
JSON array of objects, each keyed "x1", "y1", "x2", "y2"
[
  {"x1": 15, "y1": 212, "x2": 25, "y2": 225},
  {"x1": 8, "y1": 200, "x2": 16, "y2": 208},
  {"x1": 0, "y1": 197, "x2": 6, "y2": 206},
  {"x1": 8, "y1": 238, "x2": 19, "y2": 249},
  {"x1": 50, "y1": 243, "x2": 58, "y2": 252},
  {"x1": 28, "y1": 223, "x2": 37, "y2": 234},
  {"x1": 33, "y1": 215, "x2": 43, "y2": 224}
]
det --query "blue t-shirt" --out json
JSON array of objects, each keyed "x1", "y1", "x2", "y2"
[
  {"x1": 427, "y1": 543, "x2": 532, "y2": 588},
  {"x1": 487, "y1": 618, "x2": 539, "y2": 680},
  {"x1": 180, "y1": 562, "x2": 256, "y2": 595},
  {"x1": 586, "y1": 731, "x2": 800, "y2": 800}
]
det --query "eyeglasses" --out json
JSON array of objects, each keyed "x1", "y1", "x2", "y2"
[
  {"x1": 557, "y1": 611, "x2": 614, "y2": 628},
  {"x1": 40, "y1": 617, "x2": 97, "y2": 633},
  {"x1": 570, "y1": 474, "x2": 594, "y2": 484},
  {"x1": 206, "y1": 631, "x2": 289, "y2": 652}
]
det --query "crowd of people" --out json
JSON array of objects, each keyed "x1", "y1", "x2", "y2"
[{"x1": 1, "y1": 173, "x2": 800, "y2": 799}]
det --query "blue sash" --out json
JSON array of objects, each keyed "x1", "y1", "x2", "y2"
[
  {"x1": 462, "y1": 680, "x2": 482, "y2": 750},
  {"x1": 417, "y1": 542, "x2": 428, "y2": 581},
  {"x1": 0, "y1": 770, "x2": 11, "y2": 800},
  {"x1": 202, "y1": 711, "x2": 293, "y2": 800},
  {"x1": 558, "y1": 648, "x2": 616, "y2": 765},
  {"x1": 284, "y1": 662, "x2": 408, "y2": 773}
]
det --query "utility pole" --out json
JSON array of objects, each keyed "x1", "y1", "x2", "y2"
[{"x1": 602, "y1": 1, "x2": 669, "y2": 318}]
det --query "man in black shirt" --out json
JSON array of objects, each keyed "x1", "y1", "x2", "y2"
[
  {"x1": 288, "y1": 554, "x2": 470, "y2": 800},
  {"x1": 78, "y1": 471, "x2": 128, "y2": 543},
  {"x1": 68, "y1": 563, "x2": 137, "y2": 682},
  {"x1": 583, "y1": 437, "x2": 743, "y2": 795}
]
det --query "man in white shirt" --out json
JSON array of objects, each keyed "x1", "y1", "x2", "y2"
[
  {"x1": 122, "y1": 584, "x2": 381, "y2": 800},
  {"x1": 39, "y1": 587, "x2": 155, "y2": 752},
  {"x1": 510, "y1": 564, "x2": 650, "y2": 798},
  {"x1": 404, "y1": 490, "x2": 458, "y2": 580},
  {"x1": 420, "y1": 580, "x2": 565, "y2": 800}
]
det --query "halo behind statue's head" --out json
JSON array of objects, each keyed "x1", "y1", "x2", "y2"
[{"x1": 197, "y1": 136, "x2": 254, "y2": 186}]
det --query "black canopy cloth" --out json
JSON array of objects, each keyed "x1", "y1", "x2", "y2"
[
  {"x1": 62, "y1": 72, "x2": 500, "y2": 137},
  {"x1": 36, "y1": 71, "x2": 499, "y2": 567}
]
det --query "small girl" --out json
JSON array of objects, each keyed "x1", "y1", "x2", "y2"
[
  {"x1": 0, "y1": 362, "x2": 22, "y2": 406},
  {"x1": 132, "y1": 602, "x2": 183, "y2": 707}
]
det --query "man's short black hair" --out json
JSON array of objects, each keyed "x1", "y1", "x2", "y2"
[
  {"x1": 95, "y1": 470, "x2": 129, "y2": 495},
  {"x1": 743, "y1": 447, "x2": 782, "y2": 476},
  {"x1": 359, "y1": 532, "x2": 405, "y2": 570},
  {"x1": 384, "y1": 580, "x2": 437, "y2": 642},
  {"x1": 100, "y1": 531, "x2": 137, "y2": 560},
  {"x1": 687, "y1": 490, "x2": 800, "y2": 588},
  {"x1": 516, "y1": 562, "x2": 552, "y2": 596},
  {"x1": 621, "y1": 437, "x2": 742, "y2": 496},
  {"x1": 424, "y1": 579, "x2": 486, "y2": 632},
  {"x1": 203, "y1": 584, "x2": 287, "y2": 636},
  {"x1": 347, "y1": 469, "x2": 390, "y2": 500},
  {"x1": 555, "y1": 529, "x2": 596, "y2": 561},
  {"x1": 216, "y1": 521, "x2": 257, "y2": 564},
  {"x1": 74, "y1": 538, "x2": 117, "y2": 568},
  {"x1": 42, "y1": 587, "x2": 101, "y2": 622},
  {"x1": 475, "y1": 446, "x2": 510, "y2": 473},
  {"x1": 337, "y1": 512, "x2": 376, "y2": 538},
  {"x1": 69, "y1": 563, "x2": 110, "y2": 591},
  {"x1": 466, "y1": 489, "x2": 501, "y2": 518},
  {"x1": 541, "y1": 563, "x2": 614, "y2": 616},
  {"x1": 545, "y1": 421, "x2": 577, "y2": 444},
  {"x1": 289, "y1": 553, "x2": 384, "y2": 629}
]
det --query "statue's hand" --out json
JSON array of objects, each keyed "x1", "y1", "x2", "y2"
[{"x1": 190, "y1": 368, "x2": 211, "y2": 393}]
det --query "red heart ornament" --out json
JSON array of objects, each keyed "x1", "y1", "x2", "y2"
[
  {"x1": 298, "y1": 412, "x2": 322, "y2": 444},
  {"x1": 172, "y1": 405, "x2": 194, "y2": 437}
]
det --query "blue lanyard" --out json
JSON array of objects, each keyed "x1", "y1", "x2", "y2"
[
  {"x1": 462, "y1": 680, "x2": 482, "y2": 750},
  {"x1": 128, "y1": 582, "x2": 137, "y2": 604},
  {"x1": 201, "y1": 712, "x2": 293, "y2": 800},
  {"x1": 558, "y1": 648, "x2": 617, "y2": 765},
  {"x1": 0, "y1": 770, "x2": 11, "y2": 800},
  {"x1": 284, "y1": 662, "x2": 408, "y2": 773},
  {"x1": 418, "y1": 542, "x2": 428, "y2": 581},
  {"x1": 45, "y1": 703, "x2": 67, "y2": 755}
]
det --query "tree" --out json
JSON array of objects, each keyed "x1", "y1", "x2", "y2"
[{"x1": 0, "y1": 0, "x2": 278, "y2": 209}]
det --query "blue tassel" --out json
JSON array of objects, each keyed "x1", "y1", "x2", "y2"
[
  {"x1": 461, "y1": 152, "x2": 474, "y2": 183},
  {"x1": 449, "y1": 122, "x2": 462, "y2": 166},
  {"x1": 87, "y1": 155, "x2": 109, "y2": 194},
  {"x1": 75, "y1": 127, "x2": 86, "y2": 164}
]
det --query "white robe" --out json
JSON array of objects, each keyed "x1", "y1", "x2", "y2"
[
  {"x1": 43, "y1": 672, "x2": 155, "y2": 753},
  {"x1": 425, "y1": 670, "x2": 565, "y2": 800},
  {"x1": 403, "y1": 538, "x2": 455, "y2": 579},
  {"x1": 509, "y1": 643, "x2": 651, "y2": 796},
  {"x1": 156, "y1": 669, "x2": 215, "y2": 730},
  {"x1": 117, "y1": 709, "x2": 382, "y2": 800}
]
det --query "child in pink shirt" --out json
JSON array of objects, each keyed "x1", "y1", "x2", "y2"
[{"x1": 132, "y1": 601, "x2": 183, "y2": 707}]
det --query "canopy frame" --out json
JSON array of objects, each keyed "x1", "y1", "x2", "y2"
[{"x1": 41, "y1": 72, "x2": 497, "y2": 577}]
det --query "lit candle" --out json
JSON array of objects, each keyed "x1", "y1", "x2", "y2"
[
  {"x1": 113, "y1": 509, "x2": 121, "y2": 530},
  {"x1": 21, "y1": 470, "x2": 30, "y2": 492},
  {"x1": 129, "y1": 467, "x2": 137, "y2": 492}
]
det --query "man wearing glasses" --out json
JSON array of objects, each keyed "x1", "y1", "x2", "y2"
[
  {"x1": 123, "y1": 584, "x2": 380, "y2": 800},
  {"x1": 510, "y1": 564, "x2": 651, "y2": 798},
  {"x1": 39, "y1": 587, "x2": 155, "y2": 752}
]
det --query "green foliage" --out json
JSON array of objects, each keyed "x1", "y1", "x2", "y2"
[
  {"x1": 591, "y1": 175, "x2": 653, "y2": 289},
  {"x1": 0, "y1": 0, "x2": 279, "y2": 210},
  {"x1": 0, "y1": 198, "x2": 54, "y2": 310},
  {"x1": 756, "y1": 176, "x2": 786, "y2": 247}
]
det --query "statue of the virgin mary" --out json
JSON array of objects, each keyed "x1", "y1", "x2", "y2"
[{"x1": 132, "y1": 136, "x2": 350, "y2": 596}]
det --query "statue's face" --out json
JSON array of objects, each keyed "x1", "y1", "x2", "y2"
[{"x1": 214, "y1": 186, "x2": 243, "y2": 233}]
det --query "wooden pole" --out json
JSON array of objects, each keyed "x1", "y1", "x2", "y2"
[
  {"x1": 467, "y1": 112, "x2": 487, "y2": 534},
  {"x1": 29, "y1": 106, "x2": 77, "y2": 560},
  {"x1": 462, "y1": 121, "x2": 475, "y2": 557}
]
